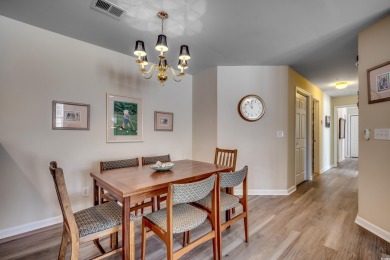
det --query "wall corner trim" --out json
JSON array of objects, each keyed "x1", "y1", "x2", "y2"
[
  {"x1": 355, "y1": 215, "x2": 390, "y2": 243},
  {"x1": 0, "y1": 215, "x2": 63, "y2": 240},
  {"x1": 320, "y1": 165, "x2": 333, "y2": 174}
]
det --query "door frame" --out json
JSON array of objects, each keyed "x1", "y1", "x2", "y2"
[
  {"x1": 333, "y1": 105, "x2": 357, "y2": 166},
  {"x1": 296, "y1": 87, "x2": 313, "y2": 184},
  {"x1": 312, "y1": 98, "x2": 320, "y2": 175},
  {"x1": 349, "y1": 114, "x2": 359, "y2": 158}
]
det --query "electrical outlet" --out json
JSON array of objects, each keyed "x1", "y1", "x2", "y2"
[
  {"x1": 277, "y1": 131, "x2": 285, "y2": 138},
  {"x1": 82, "y1": 187, "x2": 89, "y2": 197}
]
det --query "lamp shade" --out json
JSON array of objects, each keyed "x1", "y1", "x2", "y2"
[
  {"x1": 336, "y1": 82, "x2": 348, "y2": 89},
  {"x1": 178, "y1": 59, "x2": 188, "y2": 69},
  {"x1": 134, "y1": 40, "x2": 146, "y2": 57},
  {"x1": 140, "y1": 55, "x2": 148, "y2": 66},
  {"x1": 155, "y1": 35, "x2": 168, "y2": 52},
  {"x1": 179, "y1": 45, "x2": 191, "y2": 60}
]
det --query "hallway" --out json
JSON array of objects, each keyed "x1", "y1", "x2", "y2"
[{"x1": 1, "y1": 159, "x2": 389, "y2": 259}]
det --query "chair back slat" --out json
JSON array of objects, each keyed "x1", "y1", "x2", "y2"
[
  {"x1": 171, "y1": 175, "x2": 216, "y2": 204},
  {"x1": 214, "y1": 148, "x2": 237, "y2": 171},
  {"x1": 49, "y1": 161, "x2": 79, "y2": 238},
  {"x1": 100, "y1": 158, "x2": 139, "y2": 172},
  {"x1": 142, "y1": 154, "x2": 171, "y2": 166},
  {"x1": 220, "y1": 166, "x2": 248, "y2": 188}
]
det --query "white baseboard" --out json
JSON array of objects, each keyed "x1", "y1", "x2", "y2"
[
  {"x1": 0, "y1": 215, "x2": 62, "y2": 240},
  {"x1": 320, "y1": 165, "x2": 333, "y2": 174},
  {"x1": 355, "y1": 215, "x2": 390, "y2": 243},
  {"x1": 235, "y1": 187, "x2": 296, "y2": 196}
]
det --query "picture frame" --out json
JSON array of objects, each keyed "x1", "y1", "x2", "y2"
[
  {"x1": 325, "y1": 116, "x2": 331, "y2": 128},
  {"x1": 106, "y1": 94, "x2": 143, "y2": 142},
  {"x1": 339, "y1": 118, "x2": 346, "y2": 139},
  {"x1": 52, "y1": 100, "x2": 90, "y2": 130},
  {"x1": 367, "y1": 61, "x2": 390, "y2": 104},
  {"x1": 154, "y1": 111, "x2": 173, "y2": 131}
]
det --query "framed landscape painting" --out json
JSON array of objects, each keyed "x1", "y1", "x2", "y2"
[{"x1": 106, "y1": 94, "x2": 143, "y2": 142}]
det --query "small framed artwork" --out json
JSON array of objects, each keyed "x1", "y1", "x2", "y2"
[
  {"x1": 52, "y1": 101, "x2": 90, "y2": 130},
  {"x1": 154, "y1": 111, "x2": 173, "y2": 131},
  {"x1": 339, "y1": 118, "x2": 346, "y2": 139},
  {"x1": 325, "y1": 116, "x2": 331, "y2": 128},
  {"x1": 106, "y1": 94, "x2": 143, "y2": 142},
  {"x1": 367, "y1": 61, "x2": 390, "y2": 104}
]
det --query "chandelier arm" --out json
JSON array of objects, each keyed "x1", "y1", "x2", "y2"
[
  {"x1": 141, "y1": 64, "x2": 157, "y2": 79},
  {"x1": 168, "y1": 66, "x2": 183, "y2": 82}
]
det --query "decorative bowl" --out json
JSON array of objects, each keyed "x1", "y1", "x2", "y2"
[{"x1": 150, "y1": 162, "x2": 174, "y2": 172}]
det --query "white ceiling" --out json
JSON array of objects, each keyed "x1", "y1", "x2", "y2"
[{"x1": 1, "y1": 0, "x2": 390, "y2": 97}]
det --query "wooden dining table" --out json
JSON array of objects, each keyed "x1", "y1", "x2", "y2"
[{"x1": 90, "y1": 159, "x2": 232, "y2": 260}]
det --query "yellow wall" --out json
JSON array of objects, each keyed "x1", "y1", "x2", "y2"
[
  {"x1": 357, "y1": 15, "x2": 390, "y2": 238},
  {"x1": 288, "y1": 68, "x2": 331, "y2": 187}
]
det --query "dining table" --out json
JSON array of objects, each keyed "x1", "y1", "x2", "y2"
[{"x1": 90, "y1": 159, "x2": 232, "y2": 260}]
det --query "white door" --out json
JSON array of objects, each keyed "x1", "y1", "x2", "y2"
[
  {"x1": 313, "y1": 100, "x2": 320, "y2": 175},
  {"x1": 295, "y1": 93, "x2": 307, "y2": 185},
  {"x1": 350, "y1": 115, "x2": 359, "y2": 157}
]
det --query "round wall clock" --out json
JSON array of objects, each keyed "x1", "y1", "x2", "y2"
[{"x1": 238, "y1": 94, "x2": 266, "y2": 122}]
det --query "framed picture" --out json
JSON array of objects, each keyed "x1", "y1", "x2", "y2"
[
  {"x1": 325, "y1": 116, "x2": 331, "y2": 128},
  {"x1": 106, "y1": 94, "x2": 143, "y2": 142},
  {"x1": 367, "y1": 61, "x2": 390, "y2": 104},
  {"x1": 339, "y1": 118, "x2": 346, "y2": 139},
  {"x1": 154, "y1": 111, "x2": 173, "y2": 131},
  {"x1": 52, "y1": 101, "x2": 90, "y2": 130}
]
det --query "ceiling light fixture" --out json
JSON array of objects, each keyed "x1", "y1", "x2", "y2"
[
  {"x1": 133, "y1": 11, "x2": 191, "y2": 86},
  {"x1": 335, "y1": 81, "x2": 348, "y2": 89}
]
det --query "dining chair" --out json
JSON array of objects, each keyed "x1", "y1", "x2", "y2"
[
  {"x1": 49, "y1": 161, "x2": 135, "y2": 259},
  {"x1": 99, "y1": 158, "x2": 155, "y2": 215},
  {"x1": 192, "y1": 166, "x2": 248, "y2": 257},
  {"x1": 141, "y1": 154, "x2": 171, "y2": 210},
  {"x1": 214, "y1": 148, "x2": 238, "y2": 217},
  {"x1": 141, "y1": 174, "x2": 219, "y2": 260}
]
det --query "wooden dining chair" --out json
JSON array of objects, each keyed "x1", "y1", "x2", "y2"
[
  {"x1": 49, "y1": 161, "x2": 135, "y2": 259},
  {"x1": 214, "y1": 148, "x2": 238, "y2": 217},
  {"x1": 141, "y1": 174, "x2": 219, "y2": 260},
  {"x1": 193, "y1": 166, "x2": 249, "y2": 258},
  {"x1": 99, "y1": 158, "x2": 155, "y2": 215},
  {"x1": 141, "y1": 154, "x2": 171, "y2": 210}
]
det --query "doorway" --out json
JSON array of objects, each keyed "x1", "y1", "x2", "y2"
[
  {"x1": 312, "y1": 99, "x2": 320, "y2": 175},
  {"x1": 295, "y1": 88, "x2": 313, "y2": 185},
  {"x1": 349, "y1": 115, "x2": 359, "y2": 158}
]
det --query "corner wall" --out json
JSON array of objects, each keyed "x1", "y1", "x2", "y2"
[
  {"x1": 0, "y1": 16, "x2": 193, "y2": 236},
  {"x1": 356, "y1": 15, "x2": 390, "y2": 241}
]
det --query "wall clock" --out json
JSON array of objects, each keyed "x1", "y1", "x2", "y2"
[{"x1": 238, "y1": 94, "x2": 266, "y2": 122}]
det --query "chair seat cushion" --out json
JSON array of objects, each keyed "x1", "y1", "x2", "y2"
[
  {"x1": 196, "y1": 192, "x2": 240, "y2": 211},
  {"x1": 74, "y1": 201, "x2": 134, "y2": 237},
  {"x1": 144, "y1": 203, "x2": 207, "y2": 234}
]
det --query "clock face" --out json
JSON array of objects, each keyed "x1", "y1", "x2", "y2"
[{"x1": 238, "y1": 95, "x2": 265, "y2": 121}]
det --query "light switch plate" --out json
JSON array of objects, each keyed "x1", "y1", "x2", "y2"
[
  {"x1": 374, "y1": 128, "x2": 390, "y2": 140},
  {"x1": 277, "y1": 131, "x2": 285, "y2": 138}
]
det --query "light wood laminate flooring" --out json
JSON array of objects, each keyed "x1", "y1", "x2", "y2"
[{"x1": 1, "y1": 158, "x2": 389, "y2": 259}]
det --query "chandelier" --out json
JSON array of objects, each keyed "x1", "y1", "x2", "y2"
[{"x1": 133, "y1": 11, "x2": 191, "y2": 85}]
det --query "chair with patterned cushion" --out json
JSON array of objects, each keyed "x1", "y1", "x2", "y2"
[
  {"x1": 49, "y1": 161, "x2": 135, "y2": 259},
  {"x1": 142, "y1": 154, "x2": 171, "y2": 210},
  {"x1": 214, "y1": 148, "x2": 238, "y2": 217},
  {"x1": 99, "y1": 158, "x2": 155, "y2": 215},
  {"x1": 141, "y1": 174, "x2": 219, "y2": 260},
  {"x1": 193, "y1": 166, "x2": 248, "y2": 258}
]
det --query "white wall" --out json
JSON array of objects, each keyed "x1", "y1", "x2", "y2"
[
  {"x1": 0, "y1": 16, "x2": 192, "y2": 234},
  {"x1": 192, "y1": 68, "x2": 218, "y2": 163},
  {"x1": 217, "y1": 66, "x2": 290, "y2": 193}
]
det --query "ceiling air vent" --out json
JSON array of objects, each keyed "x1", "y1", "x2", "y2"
[{"x1": 91, "y1": 0, "x2": 126, "y2": 19}]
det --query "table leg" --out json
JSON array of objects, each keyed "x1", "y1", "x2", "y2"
[
  {"x1": 122, "y1": 197, "x2": 134, "y2": 260},
  {"x1": 93, "y1": 179, "x2": 99, "y2": 206}
]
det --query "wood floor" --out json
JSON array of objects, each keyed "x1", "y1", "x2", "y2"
[{"x1": 1, "y1": 158, "x2": 390, "y2": 259}]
